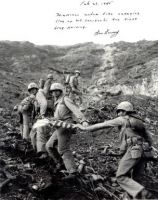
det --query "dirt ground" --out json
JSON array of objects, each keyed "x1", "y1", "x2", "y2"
[{"x1": 1, "y1": 95, "x2": 158, "y2": 200}]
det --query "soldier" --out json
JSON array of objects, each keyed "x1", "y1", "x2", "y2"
[
  {"x1": 46, "y1": 83, "x2": 88, "y2": 175},
  {"x1": 43, "y1": 74, "x2": 54, "y2": 98},
  {"x1": 38, "y1": 78, "x2": 45, "y2": 89},
  {"x1": 76, "y1": 101, "x2": 152, "y2": 199},
  {"x1": 38, "y1": 74, "x2": 53, "y2": 95},
  {"x1": 36, "y1": 74, "x2": 54, "y2": 118},
  {"x1": 69, "y1": 70, "x2": 82, "y2": 105},
  {"x1": 18, "y1": 83, "x2": 39, "y2": 140},
  {"x1": 30, "y1": 120, "x2": 51, "y2": 159},
  {"x1": 30, "y1": 74, "x2": 54, "y2": 159}
]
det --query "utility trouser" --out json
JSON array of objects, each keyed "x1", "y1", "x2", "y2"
[
  {"x1": 30, "y1": 125, "x2": 51, "y2": 154},
  {"x1": 116, "y1": 145, "x2": 145, "y2": 198},
  {"x1": 18, "y1": 112, "x2": 23, "y2": 136},
  {"x1": 46, "y1": 127, "x2": 77, "y2": 173},
  {"x1": 22, "y1": 111, "x2": 31, "y2": 140}
]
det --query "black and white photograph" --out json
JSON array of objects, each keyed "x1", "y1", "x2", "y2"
[{"x1": 0, "y1": 0, "x2": 158, "y2": 199}]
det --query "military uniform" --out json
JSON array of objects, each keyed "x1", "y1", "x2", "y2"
[
  {"x1": 69, "y1": 75, "x2": 82, "y2": 104},
  {"x1": 36, "y1": 89, "x2": 48, "y2": 118},
  {"x1": 46, "y1": 95, "x2": 87, "y2": 173},
  {"x1": 18, "y1": 94, "x2": 37, "y2": 140},
  {"x1": 30, "y1": 88, "x2": 53, "y2": 155},
  {"x1": 30, "y1": 78, "x2": 54, "y2": 156},
  {"x1": 30, "y1": 124, "x2": 51, "y2": 155},
  {"x1": 98, "y1": 115, "x2": 152, "y2": 198}
]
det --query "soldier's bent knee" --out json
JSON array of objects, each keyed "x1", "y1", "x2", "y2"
[{"x1": 58, "y1": 148, "x2": 70, "y2": 156}]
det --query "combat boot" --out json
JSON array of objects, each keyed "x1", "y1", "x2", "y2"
[
  {"x1": 38, "y1": 152, "x2": 48, "y2": 159},
  {"x1": 62, "y1": 171, "x2": 80, "y2": 185}
]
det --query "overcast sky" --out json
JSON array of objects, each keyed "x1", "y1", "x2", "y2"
[{"x1": 0, "y1": 0, "x2": 157, "y2": 46}]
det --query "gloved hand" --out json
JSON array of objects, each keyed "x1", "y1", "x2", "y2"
[
  {"x1": 37, "y1": 114, "x2": 45, "y2": 119},
  {"x1": 74, "y1": 124, "x2": 86, "y2": 130},
  {"x1": 13, "y1": 105, "x2": 18, "y2": 111},
  {"x1": 41, "y1": 115, "x2": 45, "y2": 119},
  {"x1": 82, "y1": 121, "x2": 89, "y2": 127},
  {"x1": 30, "y1": 94, "x2": 36, "y2": 99}
]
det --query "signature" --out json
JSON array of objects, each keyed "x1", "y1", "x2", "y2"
[{"x1": 94, "y1": 29, "x2": 119, "y2": 38}]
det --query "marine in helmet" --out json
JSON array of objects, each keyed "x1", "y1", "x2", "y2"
[
  {"x1": 47, "y1": 74, "x2": 54, "y2": 80},
  {"x1": 29, "y1": 74, "x2": 54, "y2": 159},
  {"x1": 45, "y1": 82, "x2": 88, "y2": 176},
  {"x1": 38, "y1": 74, "x2": 53, "y2": 91},
  {"x1": 43, "y1": 73, "x2": 54, "y2": 97},
  {"x1": 76, "y1": 101, "x2": 153, "y2": 199},
  {"x1": 28, "y1": 82, "x2": 39, "y2": 94},
  {"x1": 36, "y1": 74, "x2": 54, "y2": 119},
  {"x1": 68, "y1": 70, "x2": 82, "y2": 105},
  {"x1": 38, "y1": 78, "x2": 45, "y2": 89},
  {"x1": 17, "y1": 83, "x2": 39, "y2": 140}
]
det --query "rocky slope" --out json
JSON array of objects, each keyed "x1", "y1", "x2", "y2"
[
  {"x1": 1, "y1": 40, "x2": 158, "y2": 200},
  {"x1": 0, "y1": 41, "x2": 103, "y2": 108},
  {"x1": 0, "y1": 40, "x2": 158, "y2": 108},
  {"x1": 93, "y1": 40, "x2": 158, "y2": 98}
]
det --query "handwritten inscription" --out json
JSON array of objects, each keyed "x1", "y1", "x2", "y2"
[
  {"x1": 80, "y1": 1, "x2": 114, "y2": 6},
  {"x1": 94, "y1": 29, "x2": 119, "y2": 38},
  {"x1": 53, "y1": 1, "x2": 140, "y2": 38}
]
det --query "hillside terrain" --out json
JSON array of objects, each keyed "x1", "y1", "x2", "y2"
[
  {"x1": 1, "y1": 40, "x2": 158, "y2": 108},
  {"x1": 0, "y1": 41, "x2": 103, "y2": 107},
  {"x1": 1, "y1": 40, "x2": 158, "y2": 200}
]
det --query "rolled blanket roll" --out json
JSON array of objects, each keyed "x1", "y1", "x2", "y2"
[{"x1": 33, "y1": 118, "x2": 76, "y2": 130}]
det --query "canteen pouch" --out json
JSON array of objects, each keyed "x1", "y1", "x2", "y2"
[
  {"x1": 143, "y1": 150, "x2": 154, "y2": 159},
  {"x1": 142, "y1": 143, "x2": 154, "y2": 159},
  {"x1": 131, "y1": 145, "x2": 142, "y2": 159}
]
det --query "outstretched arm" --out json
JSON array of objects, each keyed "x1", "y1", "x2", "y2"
[
  {"x1": 64, "y1": 96, "x2": 87, "y2": 123},
  {"x1": 36, "y1": 90, "x2": 47, "y2": 117},
  {"x1": 76, "y1": 117, "x2": 123, "y2": 132},
  {"x1": 43, "y1": 79, "x2": 51, "y2": 96}
]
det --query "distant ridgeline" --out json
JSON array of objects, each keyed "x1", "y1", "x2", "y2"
[{"x1": 0, "y1": 40, "x2": 158, "y2": 108}]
